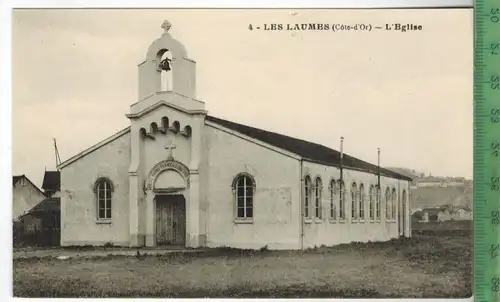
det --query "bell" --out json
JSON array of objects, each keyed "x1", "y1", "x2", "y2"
[{"x1": 159, "y1": 58, "x2": 171, "y2": 72}]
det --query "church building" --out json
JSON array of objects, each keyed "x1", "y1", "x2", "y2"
[{"x1": 58, "y1": 21, "x2": 412, "y2": 250}]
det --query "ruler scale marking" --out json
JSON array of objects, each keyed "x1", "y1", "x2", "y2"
[{"x1": 475, "y1": 0, "x2": 500, "y2": 301}]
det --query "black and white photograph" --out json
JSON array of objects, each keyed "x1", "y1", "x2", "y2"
[{"x1": 10, "y1": 8, "x2": 472, "y2": 298}]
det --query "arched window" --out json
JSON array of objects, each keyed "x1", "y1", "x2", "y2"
[
  {"x1": 369, "y1": 185, "x2": 375, "y2": 220},
  {"x1": 233, "y1": 173, "x2": 255, "y2": 220},
  {"x1": 351, "y1": 182, "x2": 358, "y2": 220},
  {"x1": 95, "y1": 178, "x2": 113, "y2": 220},
  {"x1": 402, "y1": 189, "x2": 407, "y2": 212},
  {"x1": 385, "y1": 187, "x2": 391, "y2": 220},
  {"x1": 392, "y1": 188, "x2": 398, "y2": 220},
  {"x1": 359, "y1": 184, "x2": 365, "y2": 220},
  {"x1": 329, "y1": 180, "x2": 337, "y2": 220},
  {"x1": 339, "y1": 180, "x2": 345, "y2": 220},
  {"x1": 402, "y1": 189, "x2": 407, "y2": 224},
  {"x1": 304, "y1": 175, "x2": 312, "y2": 219},
  {"x1": 315, "y1": 177, "x2": 322, "y2": 219},
  {"x1": 376, "y1": 186, "x2": 381, "y2": 220}
]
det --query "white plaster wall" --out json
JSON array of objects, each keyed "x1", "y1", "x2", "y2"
[
  {"x1": 12, "y1": 178, "x2": 46, "y2": 220},
  {"x1": 198, "y1": 122, "x2": 211, "y2": 245},
  {"x1": 60, "y1": 132, "x2": 131, "y2": 246},
  {"x1": 301, "y1": 161, "x2": 411, "y2": 248},
  {"x1": 133, "y1": 105, "x2": 194, "y2": 175},
  {"x1": 134, "y1": 106, "x2": 197, "y2": 246},
  {"x1": 205, "y1": 126, "x2": 301, "y2": 250}
]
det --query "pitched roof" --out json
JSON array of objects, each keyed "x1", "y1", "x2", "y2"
[
  {"x1": 57, "y1": 115, "x2": 412, "y2": 182},
  {"x1": 206, "y1": 115, "x2": 412, "y2": 181},
  {"x1": 58, "y1": 127, "x2": 131, "y2": 169},
  {"x1": 42, "y1": 171, "x2": 60, "y2": 192},
  {"x1": 422, "y1": 208, "x2": 445, "y2": 215},
  {"x1": 27, "y1": 197, "x2": 60, "y2": 214},
  {"x1": 13, "y1": 174, "x2": 44, "y2": 195}
]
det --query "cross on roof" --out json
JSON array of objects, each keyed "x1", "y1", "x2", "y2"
[
  {"x1": 165, "y1": 142, "x2": 176, "y2": 160},
  {"x1": 161, "y1": 20, "x2": 172, "y2": 33}
]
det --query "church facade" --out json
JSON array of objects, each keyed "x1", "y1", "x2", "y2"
[{"x1": 58, "y1": 21, "x2": 412, "y2": 250}]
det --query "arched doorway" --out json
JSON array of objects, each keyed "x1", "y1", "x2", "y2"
[{"x1": 145, "y1": 159, "x2": 190, "y2": 247}]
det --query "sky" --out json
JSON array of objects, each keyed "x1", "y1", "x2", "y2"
[{"x1": 11, "y1": 8, "x2": 473, "y2": 187}]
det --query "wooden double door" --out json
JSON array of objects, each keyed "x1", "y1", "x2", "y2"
[{"x1": 155, "y1": 194, "x2": 186, "y2": 246}]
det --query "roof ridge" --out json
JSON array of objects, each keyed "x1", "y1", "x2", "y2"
[
  {"x1": 206, "y1": 115, "x2": 412, "y2": 181},
  {"x1": 207, "y1": 115, "x2": 328, "y2": 148}
]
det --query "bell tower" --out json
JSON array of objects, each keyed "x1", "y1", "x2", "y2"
[
  {"x1": 137, "y1": 20, "x2": 197, "y2": 101},
  {"x1": 126, "y1": 21, "x2": 207, "y2": 248}
]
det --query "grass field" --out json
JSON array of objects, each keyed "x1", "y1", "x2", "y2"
[{"x1": 13, "y1": 221, "x2": 472, "y2": 298}]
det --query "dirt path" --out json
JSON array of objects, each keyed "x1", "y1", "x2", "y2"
[{"x1": 13, "y1": 247, "x2": 204, "y2": 259}]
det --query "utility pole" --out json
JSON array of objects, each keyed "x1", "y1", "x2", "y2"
[{"x1": 53, "y1": 138, "x2": 61, "y2": 170}]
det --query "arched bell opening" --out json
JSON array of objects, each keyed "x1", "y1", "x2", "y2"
[
  {"x1": 140, "y1": 127, "x2": 154, "y2": 140},
  {"x1": 160, "y1": 116, "x2": 169, "y2": 134},
  {"x1": 150, "y1": 122, "x2": 159, "y2": 135},
  {"x1": 181, "y1": 125, "x2": 192, "y2": 138},
  {"x1": 157, "y1": 49, "x2": 173, "y2": 92},
  {"x1": 170, "y1": 121, "x2": 180, "y2": 134}
]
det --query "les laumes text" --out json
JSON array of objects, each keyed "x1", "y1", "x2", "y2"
[{"x1": 259, "y1": 23, "x2": 423, "y2": 31}]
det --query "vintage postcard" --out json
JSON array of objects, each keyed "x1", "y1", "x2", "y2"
[{"x1": 11, "y1": 8, "x2": 472, "y2": 298}]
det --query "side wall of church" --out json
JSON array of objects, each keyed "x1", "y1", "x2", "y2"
[
  {"x1": 60, "y1": 132, "x2": 131, "y2": 246},
  {"x1": 204, "y1": 126, "x2": 302, "y2": 250},
  {"x1": 302, "y1": 161, "x2": 411, "y2": 248}
]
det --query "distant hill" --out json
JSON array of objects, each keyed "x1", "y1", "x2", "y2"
[
  {"x1": 385, "y1": 167, "x2": 473, "y2": 210},
  {"x1": 410, "y1": 186, "x2": 473, "y2": 210},
  {"x1": 384, "y1": 167, "x2": 425, "y2": 179}
]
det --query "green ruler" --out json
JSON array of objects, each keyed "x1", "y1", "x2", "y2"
[{"x1": 475, "y1": 0, "x2": 500, "y2": 301}]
